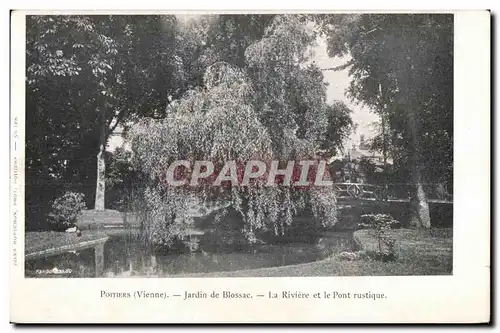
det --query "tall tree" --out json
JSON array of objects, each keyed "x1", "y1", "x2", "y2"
[
  {"x1": 26, "y1": 15, "x2": 183, "y2": 226},
  {"x1": 316, "y1": 14, "x2": 453, "y2": 228},
  {"x1": 129, "y1": 15, "x2": 353, "y2": 245}
]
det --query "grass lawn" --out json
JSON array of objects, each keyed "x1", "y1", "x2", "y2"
[{"x1": 168, "y1": 228, "x2": 452, "y2": 277}]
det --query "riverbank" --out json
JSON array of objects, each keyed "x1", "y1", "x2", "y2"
[{"x1": 161, "y1": 228, "x2": 452, "y2": 277}]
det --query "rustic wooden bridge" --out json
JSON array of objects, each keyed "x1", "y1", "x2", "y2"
[{"x1": 334, "y1": 182, "x2": 453, "y2": 205}]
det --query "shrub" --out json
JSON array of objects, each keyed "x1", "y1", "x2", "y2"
[
  {"x1": 359, "y1": 213, "x2": 398, "y2": 261},
  {"x1": 48, "y1": 191, "x2": 86, "y2": 230}
]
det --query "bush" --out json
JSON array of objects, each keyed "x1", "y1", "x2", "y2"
[
  {"x1": 359, "y1": 214, "x2": 398, "y2": 261},
  {"x1": 48, "y1": 191, "x2": 86, "y2": 230}
]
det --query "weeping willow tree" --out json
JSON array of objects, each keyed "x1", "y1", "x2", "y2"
[{"x1": 128, "y1": 15, "x2": 353, "y2": 247}]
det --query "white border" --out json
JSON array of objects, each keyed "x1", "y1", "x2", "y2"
[{"x1": 9, "y1": 10, "x2": 491, "y2": 324}]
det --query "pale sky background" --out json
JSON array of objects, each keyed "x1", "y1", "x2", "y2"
[
  {"x1": 107, "y1": 30, "x2": 380, "y2": 152},
  {"x1": 313, "y1": 38, "x2": 379, "y2": 149}
]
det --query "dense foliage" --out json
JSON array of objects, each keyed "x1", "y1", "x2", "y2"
[
  {"x1": 26, "y1": 15, "x2": 187, "y2": 229},
  {"x1": 48, "y1": 191, "x2": 86, "y2": 230},
  {"x1": 315, "y1": 14, "x2": 453, "y2": 227},
  {"x1": 105, "y1": 148, "x2": 146, "y2": 211},
  {"x1": 129, "y1": 15, "x2": 353, "y2": 246},
  {"x1": 25, "y1": 13, "x2": 451, "y2": 240}
]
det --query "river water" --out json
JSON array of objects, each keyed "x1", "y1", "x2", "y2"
[{"x1": 25, "y1": 231, "x2": 354, "y2": 278}]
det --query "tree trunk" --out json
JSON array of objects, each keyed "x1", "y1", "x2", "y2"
[
  {"x1": 406, "y1": 99, "x2": 431, "y2": 229},
  {"x1": 397, "y1": 46, "x2": 432, "y2": 229},
  {"x1": 94, "y1": 108, "x2": 106, "y2": 211},
  {"x1": 378, "y1": 83, "x2": 389, "y2": 199},
  {"x1": 378, "y1": 84, "x2": 388, "y2": 175},
  {"x1": 409, "y1": 164, "x2": 431, "y2": 228}
]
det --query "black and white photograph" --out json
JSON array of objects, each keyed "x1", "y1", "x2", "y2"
[{"x1": 22, "y1": 13, "x2": 455, "y2": 279}]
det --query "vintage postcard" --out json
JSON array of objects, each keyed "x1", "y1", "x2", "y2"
[{"x1": 10, "y1": 10, "x2": 490, "y2": 323}]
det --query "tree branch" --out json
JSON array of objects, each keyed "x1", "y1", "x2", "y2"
[{"x1": 320, "y1": 60, "x2": 354, "y2": 72}]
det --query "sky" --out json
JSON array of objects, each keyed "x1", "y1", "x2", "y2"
[
  {"x1": 107, "y1": 31, "x2": 380, "y2": 152},
  {"x1": 312, "y1": 38, "x2": 379, "y2": 149}
]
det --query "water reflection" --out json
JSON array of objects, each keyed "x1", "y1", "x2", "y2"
[{"x1": 26, "y1": 231, "x2": 354, "y2": 278}]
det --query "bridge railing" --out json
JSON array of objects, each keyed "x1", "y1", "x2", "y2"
[{"x1": 334, "y1": 183, "x2": 452, "y2": 202}]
